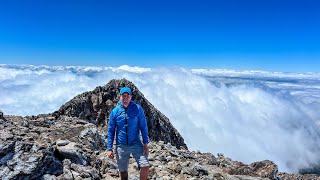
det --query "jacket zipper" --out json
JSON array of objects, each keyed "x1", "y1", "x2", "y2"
[{"x1": 125, "y1": 109, "x2": 128, "y2": 145}]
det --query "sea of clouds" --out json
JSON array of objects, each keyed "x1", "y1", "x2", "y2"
[{"x1": 1, "y1": 64, "x2": 320, "y2": 173}]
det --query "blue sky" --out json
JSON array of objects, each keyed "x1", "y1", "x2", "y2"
[{"x1": 0, "y1": 0, "x2": 319, "y2": 72}]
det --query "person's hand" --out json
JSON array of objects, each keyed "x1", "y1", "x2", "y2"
[
  {"x1": 107, "y1": 150, "x2": 114, "y2": 159},
  {"x1": 143, "y1": 144, "x2": 149, "y2": 156}
]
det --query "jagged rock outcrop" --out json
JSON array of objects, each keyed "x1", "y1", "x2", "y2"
[
  {"x1": 54, "y1": 79, "x2": 187, "y2": 149},
  {"x1": 0, "y1": 80, "x2": 319, "y2": 179},
  {"x1": 0, "y1": 114, "x2": 103, "y2": 179},
  {"x1": 0, "y1": 110, "x2": 3, "y2": 119}
]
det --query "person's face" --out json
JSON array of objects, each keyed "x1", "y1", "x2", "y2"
[{"x1": 120, "y1": 92, "x2": 132, "y2": 107}]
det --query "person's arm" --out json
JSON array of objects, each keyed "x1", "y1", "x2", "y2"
[
  {"x1": 138, "y1": 105, "x2": 149, "y2": 145},
  {"x1": 107, "y1": 110, "x2": 116, "y2": 151},
  {"x1": 138, "y1": 105, "x2": 149, "y2": 156}
]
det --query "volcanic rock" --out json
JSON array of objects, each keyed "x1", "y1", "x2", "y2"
[{"x1": 0, "y1": 110, "x2": 3, "y2": 119}]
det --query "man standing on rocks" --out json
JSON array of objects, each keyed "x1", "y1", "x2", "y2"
[{"x1": 107, "y1": 87, "x2": 150, "y2": 180}]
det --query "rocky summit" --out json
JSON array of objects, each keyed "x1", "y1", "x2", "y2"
[
  {"x1": 54, "y1": 79, "x2": 187, "y2": 150},
  {"x1": 0, "y1": 79, "x2": 319, "y2": 180}
]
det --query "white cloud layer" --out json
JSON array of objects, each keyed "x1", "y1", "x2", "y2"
[{"x1": 1, "y1": 64, "x2": 320, "y2": 173}]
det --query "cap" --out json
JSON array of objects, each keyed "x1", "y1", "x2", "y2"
[{"x1": 120, "y1": 87, "x2": 132, "y2": 95}]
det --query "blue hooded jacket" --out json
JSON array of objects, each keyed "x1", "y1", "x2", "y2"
[{"x1": 107, "y1": 100, "x2": 149, "y2": 150}]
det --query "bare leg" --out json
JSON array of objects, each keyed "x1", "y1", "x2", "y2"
[
  {"x1": 120, "y1": 171, "x2": 128, "y2": 180},
  {"x1": 140, "y1": 167, "x2": 149, "y2": 180}
]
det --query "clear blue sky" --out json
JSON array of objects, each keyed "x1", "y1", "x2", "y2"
[{"x1": 0, "y1": 0, "x2": 319, "y2": 72}]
